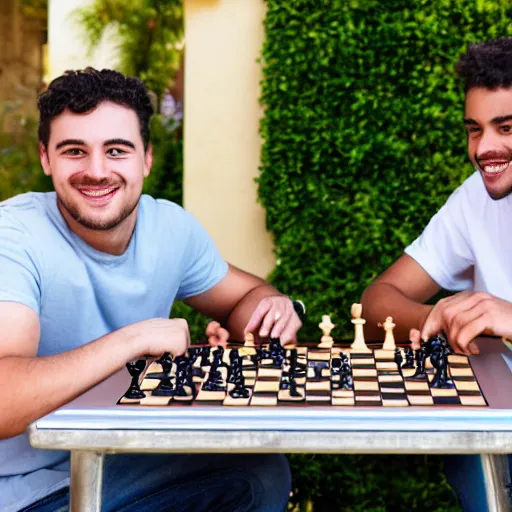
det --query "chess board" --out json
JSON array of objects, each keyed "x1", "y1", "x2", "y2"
[{"x1": 118, "y1": 343, "x2": 487, "y2": 408}]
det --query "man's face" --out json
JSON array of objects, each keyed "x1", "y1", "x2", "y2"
[
  {"x1": 464, "y1": 87, "x2": 512, "y2": 200},
  {"x1": 40, "y1": 101, "x2": 152, "y2": 231}
]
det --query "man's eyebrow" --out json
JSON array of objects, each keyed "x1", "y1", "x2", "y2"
[
  {"x1": 55, "y1": 139, "x2": 86, "y2": 150},
  {"x1": 491, "y1": 115, "x2": 512, "y2": 124},
  {"x1": 104, "y1": 138, "x2": 136, "y2": 149},
  {"x1": 463, "y1": 118, "x2": 478, "y2": 126}
]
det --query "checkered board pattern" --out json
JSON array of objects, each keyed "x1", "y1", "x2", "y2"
[{"x1": 118, "y1": 345, "x2": 487, "y2": 407}]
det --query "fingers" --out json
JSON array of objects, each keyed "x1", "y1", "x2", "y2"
[
  {"x1": 244, "y1": 298, "x2": 273, "y2": 335},
  {"x1": 258, "y1": 305, "x2": 282, "y2": 338},
  {"x1": 280, "y1": 317, "x2": 302, "y2": 346},
  {"x1": 421, "y1": 292, "x2": 492, "y2": 350},
  {"x1": 205, "y1": 321, "x2": 229, "y2": 348},
  {"x1": 409, "y1": 328, "x2": 421, "y2": 350}
]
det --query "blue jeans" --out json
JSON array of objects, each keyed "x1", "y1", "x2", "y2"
[
  {"x1": 445, "y1": 454, "x2": 512, "y2": 512},
  {"x1": 20, "y1": 453, "x2": 291, "y2": 512}
]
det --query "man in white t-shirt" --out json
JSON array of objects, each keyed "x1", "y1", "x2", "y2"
[{"x1": 361, "y1": 37, "x2": 512, "y2": 511}]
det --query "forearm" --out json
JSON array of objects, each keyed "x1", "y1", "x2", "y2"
[
  {"x1": 0, "y1": 327, "x2": 140, "y2": 439},
  {"x1": 361, "y1": 282, "x2": 432, "y2": 341},
  {"x1": 225, "y1": 283, "x2": 284, "y2": 339}
]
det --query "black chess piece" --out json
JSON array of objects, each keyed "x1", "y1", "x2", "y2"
[
  {"x1": 430, "y1": 342, "x2": 453, "y2": 389},
  {"x1": 269, "y1": 337, "x2": 285, "y2": 367},
  {"x1": 289, "y1": 349, "x2": 306, "y2": 377},
  {"x1": 228, "y1": 349, "x2": 240, "y2": 384},
  {"x1": 402, "y1": 347, "x2": 415, "y2": 368},
  {"x1": 394, "y1": 348, "x2": 403, "y2": 375},
  {"x1": 151, "y1": 350, "x2": 176, "y2": 396},
  {"x1": 411, "y1": 346, "x2": 427, "y2": 378},
  {"x1": 174, "y1": 356, "x2": 191, "y2": 396},
  {"x1": 124, "y1": 359, "x2": 147, "y2": 399},
  {"x1": 289, "y1": 375, "x2": 301, "y2": 397},
  {"x1": 280, "y1": 371, "x2": 291, "y2": 390},
  {"x1": 200, "y1": 346, "x2": 211, "y2": 367},
  {"x1": 339, "y1": 359, "x2": 353, "y2": 390},
  {"x1": 229, "y1": 357, "x2": 250, "y2": 398}
]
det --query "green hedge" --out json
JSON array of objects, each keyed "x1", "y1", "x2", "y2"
[{"x1": 258, "y1": 1, "x2": 512, "y2": 510}]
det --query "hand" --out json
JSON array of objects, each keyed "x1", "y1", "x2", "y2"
[
  {"x1": 244, "y1": 296, "x2": 302, "y2": 345},
  {"x1": 125, "y1": 318, "x2": 190, "y2": 358},
  {"x1": 420, "y1": 291, "x2": 512, "y2": 355},
  {"x1": 205, "y1": 321, "x2": 230, "y2": 347}
]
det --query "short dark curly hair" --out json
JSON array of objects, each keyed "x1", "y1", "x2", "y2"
[
  {"x1": 456, "y1": 38, "x2": 512, "y2": 92},
  {"x1": 38, "y1": 67, "x2": 154, "y2": 150}
]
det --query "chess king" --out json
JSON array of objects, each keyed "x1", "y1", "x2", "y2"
[
  {"x1": 362, "y1": 38, "x2": 512, "y2": 512},
  {"x1": 0, "y1": 69, "x2": 301, "y2": 512}
]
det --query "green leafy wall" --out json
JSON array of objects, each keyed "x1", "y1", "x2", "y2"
[
  {"x1": 259, "y1": 0, "x2": 512, "y2": 340},
  {"x1": 259, "y1": 1, "x2": 512, "y2": 510}
]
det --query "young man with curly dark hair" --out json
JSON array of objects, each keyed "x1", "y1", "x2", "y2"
[
  {"x1": 0, "y1": 68, "x2": 300, "y2": 512},
  {"x1": 362, "y1": 38, "x2": 512, "y2": 511}
]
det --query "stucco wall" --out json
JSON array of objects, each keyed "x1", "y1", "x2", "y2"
[{"x1": 183, "y1": 0, "x2": 275, "y2": 278}]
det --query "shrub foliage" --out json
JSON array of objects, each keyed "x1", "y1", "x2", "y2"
[
  {"x1": 259, "y1": 0, "x2": 512, "y2": 338},
  {"x1": 259, "y1": 1, "x2": 512, "y2": 510}
]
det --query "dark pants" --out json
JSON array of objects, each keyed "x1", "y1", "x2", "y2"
[{"x1": 21, "y1": 453, "x2": 291, "y2": 512}]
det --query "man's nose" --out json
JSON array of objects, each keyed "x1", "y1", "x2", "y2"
[
  {"x1": 476, "y1": 129, "x2": 502, "y2": 157},
  {"x1": 87, "y1": 151, "x2": 110, "y2": 179}
]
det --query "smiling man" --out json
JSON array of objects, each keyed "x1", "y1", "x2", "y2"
[
  {"x1": 361, "y1": 38, "x2": 512, "y2": 511},
  {"x1": 0, "y1": 69, "x2": 299, "y2": 512}
]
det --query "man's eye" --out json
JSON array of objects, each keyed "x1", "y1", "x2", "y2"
[
  {"x1": 467, "y1": 127, "x2": 481, "y2": 134},
  {"x1": 501, "y1": 125, "x2": 512, "y2": 133},
  {"x1": 107, "y1": 148, "x2": 126, "y2": 157},
  {"x1": 64, "y1": 148, "x2": 84, "y2": 155}
]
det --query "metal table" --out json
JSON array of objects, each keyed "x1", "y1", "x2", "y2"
[{"x1": 28, "y1": 338, "x2": 512, "y2": 512}]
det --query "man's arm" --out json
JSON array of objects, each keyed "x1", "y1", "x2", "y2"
[
  {"x1": 185, "y1": 264, "x2": 301, "y2": 344},
  {"x1": 0, "y1": 302, "x2": 190, "y2": 440},
  {"x1": 361, "y1": 254, "x2": 440, "y2": 341}
]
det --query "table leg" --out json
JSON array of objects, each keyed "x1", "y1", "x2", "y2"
[
  {"x1": 70, "y1": 450, "x2": 104, "y2": 512},
  {"x1": 481, "y1": 454, "x2": 511, "y2": 512}
]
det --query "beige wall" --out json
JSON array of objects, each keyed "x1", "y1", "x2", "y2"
[
  {"x1": 48, "y1": 0, "x2": 120, "y2": 80},
  {"x1": 183, "y1": 0, "x2": 275, "y2": 279}
]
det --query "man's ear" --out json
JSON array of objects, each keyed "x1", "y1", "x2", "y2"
[
  {"x1": 39, "y1": 143, "x2": 51, "y2": 176},
  {"x1": 144, "y1": 144, "x2": 153, "y2": 178}
]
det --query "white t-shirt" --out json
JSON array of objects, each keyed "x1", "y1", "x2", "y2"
[{"x1": 405, "y1": 171, "x2": 512, "y2": 301}]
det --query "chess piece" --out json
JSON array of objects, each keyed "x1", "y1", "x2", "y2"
[
  {"x1": 339, "y1": 359, "x2": 353, "y2": 390},
  {"x1": 244, "y1": 332, "x2": 255, "y2": 347},
  {"x1": 318, "y1": 315, "x2": 335, "y2": 348},
  {"x1": 269, "y1": 337, "x2": 285, "y2": 367},
  {"x1": 124, "y1": 359, "x2": 147, "y2": 399},
  {"x1": 379, "y1": 316, "x2": 396, "y2": 351},
  {"x1": 402, "y1": 347, "x2": 415, "y2": 368},
  {"x1": 394, "y1": 348, "x2": 403, "y2": 376},
  {"x1": 350, "y1": 303, "x2": 370, "y2": 352},
  {"x1": 411, "y1": 346, "x2": 427, "y2": 379}
]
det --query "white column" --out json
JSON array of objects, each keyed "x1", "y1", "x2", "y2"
[{"x1": 183, "y1": 0, "x2": 275, "y2": 278}]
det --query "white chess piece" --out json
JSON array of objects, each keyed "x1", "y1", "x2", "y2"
[
  {"x1": 350, "y1": 303, "x2": 370, "y2": 352},
  {"x1": 318, "y1": 315, "x2": 335, "y2": 348},
  {"x1": 379, "y1": 316, "x2": 396, "y2": 351}
]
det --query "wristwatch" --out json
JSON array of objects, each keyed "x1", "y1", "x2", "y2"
[{"x1": 292, "y1": 299, "x2": 306, "y2": 319}]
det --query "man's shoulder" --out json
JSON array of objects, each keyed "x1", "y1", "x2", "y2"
[
  {"x1": 0, "y1": 192, "x2": 55, "y2": 231},
  {"x1": 140, "y1": 195, "x2": 197, "y2": 227}
]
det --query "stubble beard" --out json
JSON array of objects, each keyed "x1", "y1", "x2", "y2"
[{"x1": 57, "y1": 193, "x2": 140, "y2": 231}]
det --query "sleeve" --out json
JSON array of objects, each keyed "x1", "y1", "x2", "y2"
[
  {"x1": 0, "y1": 210, "x2": 42, "y2": 315},
  {"x1": 176, "y1": 211, "x2": 228, "y2": 300},
  {"x1": 404, "y1": 186, "x2": 474, "y2": 291}
]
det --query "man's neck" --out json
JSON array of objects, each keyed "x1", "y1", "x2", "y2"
[{"x1": 58, "y1": 204, "x2": 138, "y2": 256}]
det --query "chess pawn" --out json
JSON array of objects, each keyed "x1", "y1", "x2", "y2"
[
  {"x1": 379, "y1": 316, "x2": 396, "y2": 351},
  {"x1": 318, "y1": 315, "x2": 335, "y2": 348},
  {"x1": 350, "y1": 303, "x2": 370, "y2": 352},
  {"x1": 244, "y1": 333, "x2": 255, "y2": 347}
]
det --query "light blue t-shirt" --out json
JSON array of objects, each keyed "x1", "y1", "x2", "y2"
[{"x1": 0, "y1": 192, "x2": 228, "y2": 512}]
